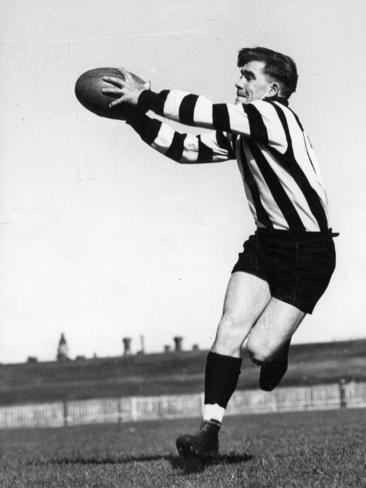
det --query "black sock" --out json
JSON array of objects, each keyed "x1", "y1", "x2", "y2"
[
  {"x1": 204, "y1": 352, "x2": 242, "y2": 408},
  {"x1": 272, "y1": 338, "x2": 291, "y2": 363}
]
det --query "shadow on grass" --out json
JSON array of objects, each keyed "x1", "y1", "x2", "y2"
[
  {"x1": 170, "y1": 452, "x2": 254, "y2": 474},
  {"x1": 34, "y1": 452, "x2": 253, "y2": 474}
]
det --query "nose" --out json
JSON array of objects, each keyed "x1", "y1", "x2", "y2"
[{"x1": 236, "y1": 77, "x2": 245, "y2": 90}]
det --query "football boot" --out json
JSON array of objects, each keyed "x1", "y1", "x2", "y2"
[{"x1": 176, "y1": 420, "x2": 220, "y2": 460}]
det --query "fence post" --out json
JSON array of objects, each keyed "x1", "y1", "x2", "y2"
[
  {"x1": 117, "y1": 398, "x2": 122, "y2": 424},
  {"x1": 200, "y1": 393, "x2": 205, "y2": 416},
  {"x1": 63, "y1": 400, "x2": 69, "y2": 426},
  {"x1": 339, "y1": 378, "x2": 347, "y2": 409},
  {"x1": 130, "y1": 397, "x2": 138, "y2": 421}
]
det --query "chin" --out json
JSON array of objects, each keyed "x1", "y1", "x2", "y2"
[{"x1": 235, "y1": 96, "x2": 248, "y2": 105}]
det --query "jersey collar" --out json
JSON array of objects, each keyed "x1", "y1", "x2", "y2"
[{"x1": 263, "y1": 95, "x2": 289, "y2": 106}]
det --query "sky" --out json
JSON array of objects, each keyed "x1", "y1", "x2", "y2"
[{"x1": 1, "y1": 0, "x2": 366, "y2": 363}]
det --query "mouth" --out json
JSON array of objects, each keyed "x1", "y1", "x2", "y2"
[{"x1": 235, "y1": 93, "x2": 248, "y2": 104}]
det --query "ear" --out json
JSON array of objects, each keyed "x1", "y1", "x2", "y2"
[{"x1": 269, "y1": 82, "x2": 280, "y2": 97}]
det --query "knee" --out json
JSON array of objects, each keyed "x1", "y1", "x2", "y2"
[
  {"x1": 212, "y1": 313, "x2": 250, "y2": 355},
  {"x1": 247, "y1": 336, "x2": 272, "y2": 365},
  {"x1": 216, "y1": 313, "x2": 248, "y2": 341}
]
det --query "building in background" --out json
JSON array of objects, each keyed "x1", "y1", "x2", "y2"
[
  {"x1": 174, "y1": 336, "x2": 183, "y2": 352},
  {"x1": 57, "y1": 333, "x2": 69, "y2": 361},
  {"x1": 122, "y1": 337, "x2": 132, "y2": 356}
]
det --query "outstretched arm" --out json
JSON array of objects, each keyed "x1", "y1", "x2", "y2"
[
  {"x1": 102, "y1": 69, "x2": 251, "y2": 134},
  {"x1": 126, "y1": 110, "x2": 235, "y2": 164}
]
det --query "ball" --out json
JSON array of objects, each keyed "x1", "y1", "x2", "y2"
[{"x1": 75, "y1": 67, "x2": 132, "y2": 120}]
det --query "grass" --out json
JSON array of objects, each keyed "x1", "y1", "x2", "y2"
[{"x1": 1, "y1": 408, "x2": 365, "y2": 487}]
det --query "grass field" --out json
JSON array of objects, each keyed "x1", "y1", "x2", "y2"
[{"x1": 1, "y1": 409, "x2": 365, "y2": 488}]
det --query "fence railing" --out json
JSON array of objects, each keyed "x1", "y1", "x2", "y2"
[{"x1": 0, "y1": 381, "x2": 365, "y2": 430}]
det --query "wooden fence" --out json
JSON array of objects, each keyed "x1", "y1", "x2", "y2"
[{"x1": 0, "y1": 381, "x2": 365, "y2": 430}]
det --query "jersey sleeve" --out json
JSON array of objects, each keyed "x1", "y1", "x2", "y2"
[
  {"x1": 127, "y1": 110, "x2": 235, "y2": 164},
  {"x1": 138, "y1": 90, "x2": 288, "y2": 151}
]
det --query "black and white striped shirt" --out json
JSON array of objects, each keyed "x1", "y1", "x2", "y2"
[{"x1": 130, "y1": 89, "x2": 329, "y2": 232}]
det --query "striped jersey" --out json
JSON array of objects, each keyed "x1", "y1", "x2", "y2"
[{"x1": 131, "y1": 89, "x2": 329, "y2": 232}]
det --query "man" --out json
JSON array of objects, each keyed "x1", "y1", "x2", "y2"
[{"x1": 102, "y1": 47, "x2": 337, "y2": 460}]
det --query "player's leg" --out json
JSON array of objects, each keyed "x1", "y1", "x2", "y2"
[
  {"x1": 246, "y1": 297, "x2": 306, "y2": 391},
  {"x1": 176, "y1": 271, "x2": 271, "y2": 459},
  {"x1": 202, "y1": 272, "x2": 271, "y2": 423}
]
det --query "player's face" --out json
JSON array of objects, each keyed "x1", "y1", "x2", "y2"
[{"x1": 235, "y1": 60, "x2": 278, "y2": 104}]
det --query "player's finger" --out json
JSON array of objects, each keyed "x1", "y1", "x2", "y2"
[
  {"x1": 117, "y1": 67, "x2": 130, "y2": 79},
  {"x1": 108, "y1": 96, "x2": 125, "y2": 107},
  {"x1": 102, "y1": 76, "x2": 124, "y2": 87},
  {"x1": 102, "y1": 87, "x2": 122, "y2": 95}
]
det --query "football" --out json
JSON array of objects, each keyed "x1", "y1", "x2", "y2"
[{"x1": 75, "y1": 67, "x2": 133, "y2": 120}]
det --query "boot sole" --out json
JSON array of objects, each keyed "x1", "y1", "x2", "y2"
[{"x1": 176, "y1": 438, "x2": 218, "y2": 460}]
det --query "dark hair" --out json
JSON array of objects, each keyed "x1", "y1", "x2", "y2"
[{"x1": 237, "y1": 47, "x2": 298, "y2": 99}]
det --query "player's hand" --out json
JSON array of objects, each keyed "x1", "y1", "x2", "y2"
[{"x1": 102, "y1": 68, "x2": 151, "y2": 107}]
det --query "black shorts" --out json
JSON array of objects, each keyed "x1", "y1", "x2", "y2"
[{"x1": 232, "y1": 228, "x2": 337, "y2": 314}]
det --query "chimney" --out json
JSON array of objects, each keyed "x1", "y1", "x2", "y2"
[
  {"x1": 173, "y1": 336, "x2": 183, "y2": 352},
  {"x1": 139, "y1": 335, "x2": 145, "y2": 354},
  {"x1": 122, "y1": 337, "x2": 132, "y2": 356}
]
